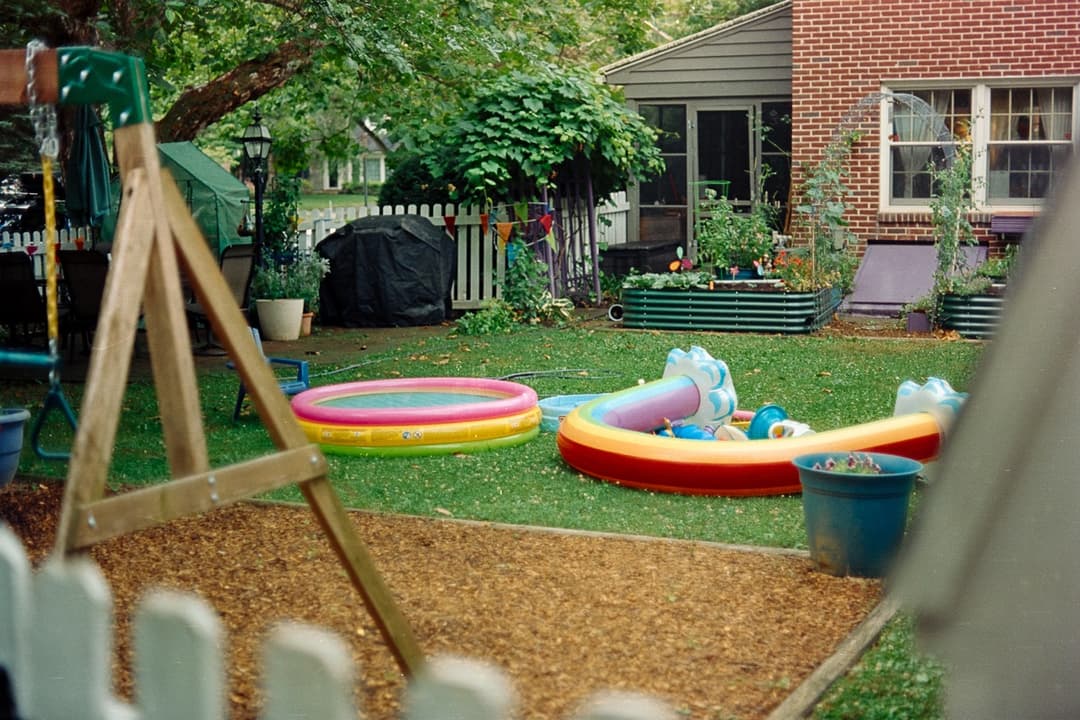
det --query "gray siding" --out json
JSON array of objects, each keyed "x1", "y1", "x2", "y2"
[{"x1": 603, "y1": 2, "x2": 792, "y2": 101}]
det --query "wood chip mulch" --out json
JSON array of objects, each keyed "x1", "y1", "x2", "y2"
[{"x1": 1, "y1": 480, "x2": 882, "y2": 720}]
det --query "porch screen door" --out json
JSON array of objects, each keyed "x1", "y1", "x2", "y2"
[
  {"x1": 691, "y1": 108, "x2": 753, "y2": 259},
  {"x1": 695, "y1": 109, "x2": 753, "y2": 203}
]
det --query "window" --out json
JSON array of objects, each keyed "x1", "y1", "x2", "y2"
[
  {"x1": 882, "y1": 82, "x2": 1077, "y2": 210},
  {"x1": 637, "y1": 104, "x2": 687, "y2": 207},
  {"x1": 638, "y1": 104, "x2": 688, "y2": 244},
  {"x1": 987, "y1": 87, "x2": 1072, "y2": 201},
  {"x1": 889, "y1": 89, "x2": 971, "y2": 203},
  {"x1": 364, "y1": 157, "x2": 383, "y2": 184}
]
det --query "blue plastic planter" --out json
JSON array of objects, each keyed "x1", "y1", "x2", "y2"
[
  {"x1": 0, "y1": 407, "x2": 30, "y2": 488},
  {"x1": 792, "y1": 452, "x2": 922, "y2": 578}
]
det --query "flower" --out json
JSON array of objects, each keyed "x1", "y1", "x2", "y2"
[
  {"x1": 772, "y1": 249, "x2": 838, "y2": 292},
  {"x1": 813, "y1": 452, "x2": 883, "y2": 474}
]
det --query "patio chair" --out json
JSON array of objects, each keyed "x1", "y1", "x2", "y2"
[
  {"x1": 187, "y1": 242, "x2": 254, "y2": 355},
  {"x1": 229, "y1": 326, "x2": 309, "y2": 421},
  {"x1": 58, "y1": 249, "x2": 110, "y2": 357},
  {"x1": 0, "y1": 251, "x2": 48, "y2": 347}
]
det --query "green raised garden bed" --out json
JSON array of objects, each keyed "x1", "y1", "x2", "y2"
[
  {"x1": 940, "y1": 288, "x2": 1006, "y2": 339},
  {"x1": 621, "y1": 284, "x2": 842, "y2": 334}
]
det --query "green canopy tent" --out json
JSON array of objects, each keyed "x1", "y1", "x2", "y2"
[
  {"x1": 101, "y1": 142, "x2": 250, "y2": 259},
  {"x1": 157, "y1": 142, "x2": 250, "y2": 259}
]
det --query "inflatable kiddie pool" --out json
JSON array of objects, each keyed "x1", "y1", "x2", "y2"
[
  {"x1": 292, "y1": 377, "x2": 540, "y2": 456},
  {"x1": 556, "y1": 347, "x2": 966, "y2": 496}
]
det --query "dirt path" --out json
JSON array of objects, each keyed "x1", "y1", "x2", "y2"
[{"x1": 2, "y1": 480, "x2": 882, "y2": 720}]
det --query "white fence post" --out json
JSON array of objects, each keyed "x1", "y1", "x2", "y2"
[
  {"x1": 134, "y1": 589, "x2": 225, "y2": 720},
  {"x1": 263, "y1": 623, "x2": 357, "y2": 720},
  {"x1": 571, "y1": 691, "x2": 678, "y2": 720},
  {"x1": 405, "y1": 655, "x2": 515, "y2": 720},
  {"x1": 0, "y1": 526, "x2": 31, "y2": 715},
  {"x1": 31, "y1": 555, "x2": 132, "y2": 720},
  {"x1": 0, "y1": 524, "x2": 674, "y2": 720}
]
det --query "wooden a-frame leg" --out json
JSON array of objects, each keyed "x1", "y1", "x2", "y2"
[{"x1": 163, "y1": 175, "x2": 425, "y2": 675}]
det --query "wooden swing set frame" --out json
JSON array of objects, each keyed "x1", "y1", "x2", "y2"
[{"x1": 0, "y1": 46, "x2": 422, "y2": 675}]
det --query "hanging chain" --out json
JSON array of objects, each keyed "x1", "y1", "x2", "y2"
[
  {"x1": 26, "y1": 39, "x2": 59, "y2": 160},
  {"x1": 26, "y1": 39, "x2": 62, "y2": 376}
]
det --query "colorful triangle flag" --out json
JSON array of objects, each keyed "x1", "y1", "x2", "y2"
[
  {"x1": 443, "y1": 215, "x2": 456, "y2": 236},
  {"x1": 538, "y1": 213, "x2": 553, "y2": 234},
  {"x1": 480, "y1": 213, "x2": 489, "y2": 236},
  {"x1": 496, "y1": 222, "x2": 514, "y2": 248},
  {"x1": 513, "y1": 201, "x2": 529, "y2": 224}
]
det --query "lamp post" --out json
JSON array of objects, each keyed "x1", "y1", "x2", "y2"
[{"x1": 240, "y1": 106, "x2": 272, "y2": 267}]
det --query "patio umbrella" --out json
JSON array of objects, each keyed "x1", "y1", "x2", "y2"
[{"x1": 65, "y1": 105, "x2": 113, "y2": 228}]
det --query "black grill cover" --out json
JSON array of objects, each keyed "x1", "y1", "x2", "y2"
[{"x1": 316, "y1": 215, "x2": 456, "y2": 327}]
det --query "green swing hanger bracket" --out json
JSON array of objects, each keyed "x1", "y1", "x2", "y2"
[
  {"x1": 29, "y1": 381, "x2": 78, "y2": 461},
  {"x1": 55, "y1": 46, "x2": 152, "y2": 128}
]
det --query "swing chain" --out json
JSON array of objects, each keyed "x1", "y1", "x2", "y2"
[{"x1": 26, "y1": 39, "x2": 59, "y2": 160}]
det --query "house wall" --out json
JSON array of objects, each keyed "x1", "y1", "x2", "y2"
[
  {"x1": 602, "y1": 1, "x2": 794, "y2": 246},
  {"x1": 792, "y1": 0, "x2": 1080, "y2": 254},
  {"x1": 605, "y1": 2, "x2": 792, "y2": 100}
]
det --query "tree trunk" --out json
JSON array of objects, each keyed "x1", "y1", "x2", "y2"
[{"x1": 155, "y1": 37, "x2": 320, "y2": 142}]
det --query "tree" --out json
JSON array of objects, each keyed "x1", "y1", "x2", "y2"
[
  {"x1": 7, "y1": 0, "x2": 662, "y2": 149},
  {"x1": 423, "y1": 64, "x2": 664, "y2": 208},
  {"x1": 413, "y1": 63, "x2": 664, "y2": 302}
]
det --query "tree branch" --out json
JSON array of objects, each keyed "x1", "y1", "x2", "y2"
[{"x1": 155, "y1": 37, "x2": 321, "y2": 142}]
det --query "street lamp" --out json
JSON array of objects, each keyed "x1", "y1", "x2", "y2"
[{"x1": 240, "y1": 106, "x2": 272, "y2": 267}]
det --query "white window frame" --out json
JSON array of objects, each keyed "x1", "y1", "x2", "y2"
[{"x1": 879, "y1": 78, "x2": 1080, "y2": 213}]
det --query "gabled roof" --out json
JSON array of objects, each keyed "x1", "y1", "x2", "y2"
[{"x1": 601, "y1": 0, "x2": 792, "y2": 77}]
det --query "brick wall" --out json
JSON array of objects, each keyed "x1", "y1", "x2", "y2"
[{"x1": 792, "y1": 0, "x2": 1080, "y2": 251}]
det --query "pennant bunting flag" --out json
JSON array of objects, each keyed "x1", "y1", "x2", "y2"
[
  {"x1": 513, "y1": 201, "x2": 529, "y2": 223},
  {"x1": 480, "y1": 213, "x2": 489, "y2": 236},
  {"x1": 443, "y1": 215, "x2": 456, "y2": 236},
  {"x1": 538, "y1": 213, "x2": 553, "y2": 234},
  {"x1": 496, "y1": 222, "x2": 514, "y2": 248},
  {"x1": 545, "y1": 231, "x2": 556, "y2": 250}
]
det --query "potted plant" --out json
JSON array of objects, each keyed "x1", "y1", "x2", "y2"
[
  {"x1": 694, "y1": 187, "x2": 775, "y2": 278},
  {"x1": 902, "y1": 295, "x2": 934, "y2": 333},
  {"x1": 251, "y1": 251, "x2": 329, "y2": 341},
  {"x1": 792, "y1": 451, "x2": 923, "y2": 577},
  {"x1": 290, "y1": 251, "x2": 331, "y2": 336}
]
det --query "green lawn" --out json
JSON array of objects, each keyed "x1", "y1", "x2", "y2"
[
  {"x1": 298, "y1": 193, "x2": 376, "y2": 211},
  {"x1": 6, "y1": 322, "x2": 975, "y2": 718}
]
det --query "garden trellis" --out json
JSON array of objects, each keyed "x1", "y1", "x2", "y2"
[{"x1": 0, "y1": 44, "x2": 421, "y2": 674}]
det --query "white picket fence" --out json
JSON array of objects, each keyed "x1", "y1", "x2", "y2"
[
  {"x1": 1, "y1": 194, "x2": 630, "y2": 311},
  {"x1": 296, "y1": 194, "x2": 629, "y2": 309},
  {"x1": 0, "y1": 226, "x2": 94, "y2": 280},
  {"x1": 0, "y1": 523, "x2": 673, "y2": 720}
]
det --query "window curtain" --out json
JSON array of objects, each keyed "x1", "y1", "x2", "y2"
[
  {"x1": 1035, "y1": 87, "x2": 1070, "y2": 140},
  {"x1": 891, "y1": 93, "x2": 951, "y2": 198}
]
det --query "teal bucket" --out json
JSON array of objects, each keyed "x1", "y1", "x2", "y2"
[
  {"x1": 0, "y1": 407, "x2": 30, "y2": 488},
  {"x1": 792, "y1": 452, "x2": 922, "y2": 578}
]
